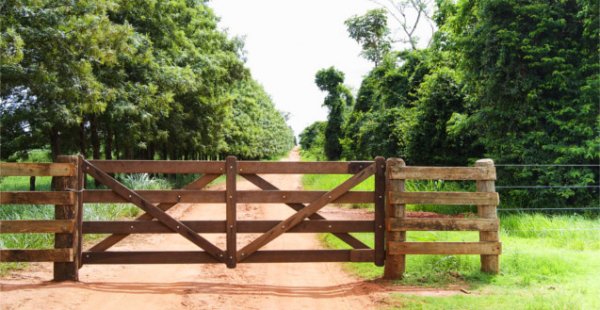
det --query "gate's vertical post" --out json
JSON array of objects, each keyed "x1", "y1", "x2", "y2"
[
  {"x1": 226, "y1": 156, "x2": 237, "y2": 268},
  {"x1": 75, "y1": 155, "x2": 84, "y2": 268},
  {"x1": 53, "y1": 155, "x2": 81, "y2": 281},
  {"x1": 476, "y1": 159, "x2": 499, "y2": 274},
  {"x1": 374, "y1": 157, "x2": 386, "y2": 266},
  {"x1": 384, "y1": 158, "x2": 406, "y2": 279}
]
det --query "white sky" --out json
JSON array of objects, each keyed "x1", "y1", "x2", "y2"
[{"x1": 209, "y1": 0, "x2": 432, "y2": 136}]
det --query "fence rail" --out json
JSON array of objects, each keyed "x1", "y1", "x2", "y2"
[{"x1": 1, "y1": 156, "x2": 502, "y2": 281}]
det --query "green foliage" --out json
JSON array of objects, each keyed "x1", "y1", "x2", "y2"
[
  {"x1": 315, "y1": 67, "x2": 354, "y2": 160},
  {"x1": 299, "y1": 121, "x2": 327, "y2": 159},
  {"x1": 344, "y1": 9, "x2": 392, "y2": 65},
  {"x1": 446, "y1": 0, "x2": 599, "y2": 209},
  {"x1": 308, "y1": 0, "x2": 598, "y2": 210},
  {"x1": 1, "y1": 0, "x2": 293, "y2": 162}
]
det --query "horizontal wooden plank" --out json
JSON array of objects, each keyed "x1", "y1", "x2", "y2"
[
  {"x1": 83, "y1": 190, "x2": 374, "y2": 204},
  {"x1": 388, "y1": 242, "x2": 502, "y2": 255},
  {"x1": 81, "y1": 249, "x2": 375, "y2": 264},
  {"x1": 83, "y1": 220, "x2": 375, "y2": 234},
  {"x1": 238, "y1": 161, "x2": 373, "y2": 174},
  {"x1": 0, "y1": 249, "x2": 74, "y2": 262},
  {"x1": 86, "y1": 160, "x2": 373, "y2": 174},
  {"x1": 0, "y1": 163, "x2": 76, "y2": 177},
  {"x1": 387, "y1": 218, "x2": 499, "y2": 231},
  {"x1": 389, "y1": 192, "x2": 499, "y2": 206},
  {"x1": 0, "y1": 191, "x2": 76, "y2": 205},
  {"x1": 390, "y1": 166, "x2": 496, "y2": 181},
  {"x1": 0, "y1": 220, "x2": 75, "y2": 233},
  {"x1": 87, "y1": 160, "x2": 225, "y2": 174}
]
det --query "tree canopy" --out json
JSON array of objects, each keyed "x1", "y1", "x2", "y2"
[{"x1": 1, "y1": 0, "x2": 294, "y2": 161}]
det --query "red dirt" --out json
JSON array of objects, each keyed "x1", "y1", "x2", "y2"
[{"x1": 0, "y1": 149, "x2": 465, "y2": 309}]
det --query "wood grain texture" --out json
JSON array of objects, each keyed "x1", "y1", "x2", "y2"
[
  {"x1": 476, "y1": 159, "x2": 500, "y2": 274},
  {"x1": 0, "y1": 163, "x2": 75, "y2": 176},
  {"x1": 389, "y1": 191, "x2": 499, "y2": 206},
  {"x1": 390, "y1": 166, "x2": 496, "y2": 181},
  {"x1": 0, "y1": 220, "x2": 75, "y2": 233},
  {"x1": 388, "y1": 242, "x2": 502, "y2": 255},
  {"x1": 384, "y1": 158, "x2": 406, "y2": 280},
  {"x1": 225, "y1": 156, "x2": 237, "y2": 268},
  {"x1": 83, "y1": 220, "x2": 375, "y2": 234},
  {"x1": 1, "y1": 249, "x2": 74, "y2": 262},
  {"x1": 0, "y1": 191, "x2": 75, "y2": 205},
  {"x1": 83, "y1": 190, "x2": 374, "y2": 204},
  {"x1": 387, "y1": 218, "x2": 499, "y2": 231},
  {"x1": 374, "y1": 156, "x2": 386, "y2": 266},
  {"x1": 82, "y1": 249, "x2": 375, "y2": 264}
]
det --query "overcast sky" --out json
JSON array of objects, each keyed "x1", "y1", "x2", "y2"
[{"x1": 209, "y1": 0, "x2": 431, "y2": 136}]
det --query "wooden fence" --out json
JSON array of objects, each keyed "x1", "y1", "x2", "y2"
[
  {"x1": 1, "y1": 156, "x2": 500, "y2": 281},
  {"x1": 384, "y1": 158, "x2": 501, "y2": 279}
]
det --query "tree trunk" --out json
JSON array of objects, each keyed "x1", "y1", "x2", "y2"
[
  {"x1": 49, "y1": 127, "x2": 61, "y2": 189},
  {"x1": 90, "y1": 114, "x2": 101, "y2": 187},
  {"x1": 105, "y1": 126, "x2": 113, "y2": 160},
  {"x1": 79, "y1": 120, "x2": 87, "y2": 157}
]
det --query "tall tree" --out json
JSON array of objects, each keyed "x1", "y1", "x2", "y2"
[
  {"x1": 345, "y1": 9, "x2": 392, "y2": 65},
  {"x1": 315, "y1": 67, "x2": 354, "y2": 160}
]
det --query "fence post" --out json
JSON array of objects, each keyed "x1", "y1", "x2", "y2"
[
  {"x1": 384, "y1": 158, "x2": 406, "y2": 279},
  {"x1": 475, "y1": 159, "x2": 499, "y2": 274},
  {"x1": 374, "y1": 156, "x2": 386, "y2": 266},
  {"x1": 225, "y1": 156, "x2": 237, "y2": 268},
  {"x1": 53, "y1": 155, "x2": 82, "y2": 281}
]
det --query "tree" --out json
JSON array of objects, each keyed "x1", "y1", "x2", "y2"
[
  {"x1": 345, "y1": 9, "x2": 392, "y2": 65},
  {"x1": 370, "y1": 0, "x2": 436, "y2": 50},
  {"x1": 448, "y1": 0, "x2": 599, "y2": 208},
  {"x1": 315, "y1": 67, "x2": 354, "y2": 160}
]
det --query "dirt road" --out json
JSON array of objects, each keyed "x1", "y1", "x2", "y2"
[{"x1": 0, "y1": 149, "x2": 381, "y2": 310}]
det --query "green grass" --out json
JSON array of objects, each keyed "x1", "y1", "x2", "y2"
[{"x1": 321, "y1": 214, "x2": 600, "y2": 309}]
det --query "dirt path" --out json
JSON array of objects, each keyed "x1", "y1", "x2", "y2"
[{"x1": 0, "y1": 149, "x2": 382, "y2": 310}]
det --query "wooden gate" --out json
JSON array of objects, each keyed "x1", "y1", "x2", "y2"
[
  {"x1": 79, "y1": 156, "x2": 386, "y2": 270},
  {"x1": 1, "y1": 156, "x2": 501, "y2": 282}
]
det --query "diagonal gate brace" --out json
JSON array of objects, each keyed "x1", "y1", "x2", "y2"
[
  {"x1": 241, "y1": 174, "x2": 370, "y2": 249},
  {"x1": 88, "y1": 173, "x2": 220, "y2": 252},
  {"x1": 82, "y1": 160, "x2": 224, "y2": 262},
  {"x1": 237, "y1": 163, "x2": 375, "y2": 262}
]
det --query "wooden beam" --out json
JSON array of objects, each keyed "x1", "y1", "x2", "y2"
[
  {"x1": 83, "y1": 220, "x2": 375, "y2": 234},
  {"x1": 388, "y1": 242, "x2": 502, "y2": 255},
  {"x1": 241, "y1": 174, "x2": 370, "y2": 249},
  {"x1": 384, "y1": 158, "x2": 406, "y2": 280},
  {"x1": 81, "y1": 249, "x2": 375, "y2": 264},
  {"x1": 476, "y1": 159, "x2": 500, "y2": 274},
  {"x1": 0, "y1": 220, "x2": 75, "y2": 233},
  {"x1": 86, "y1": 160, "x2": 373, "y2": 174},
  {"x1": 389, "y1": 166, "x2": 496, "y2": 181},
  {"x1": 387, "y1": 218, "x2": 499, "y2": 231},
  {"x1": 83, "y1": 190, "x2": 374, "y2": 204},
  {"x1": 0, "y1": 163, "x2": 75, "y2": 176},
  {"x1": 87, "y1": 173, "x2": 220, "y2": 252},
  {"x1": 237, "y1": 161, "x2": 373, "y2": 174},
  {"x1": 374, "y1": 156, "x2": 385, "y2": 266},
  {"x1": 225, "y1": 156, "x2": 237, "y2": 268},
  {"x1": 82, "y1": 160, "x2": 224, "y2": 261},
  {"x1": 0, "y1": 192, "x2": 75, "y2": 205},
  {"x1": 1, "y1": 249, "x2": 74, "y2": 262},
  {"x1": 237, "y1": 164, "x2": 375, "y2": 262},
  {"x1": 389, "y1": 192, "x2": 499, "y2": 206}
]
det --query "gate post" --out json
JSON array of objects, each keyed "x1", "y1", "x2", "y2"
[
  {"x1": 374, "y1": 157, "x2": 386, "y2": 266},
  {"x1": 384, "y1": 158, "x2": 406, "y2": 279},
  {"x1": 53, "y1": 155, "x2": 83, "y2": 281},
  {"x1": 225, "y1": 156, "x2": 237, "y2": 268},
  {"x1": 476, "y1": 159, "x2": 499, "y2": 274}
]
